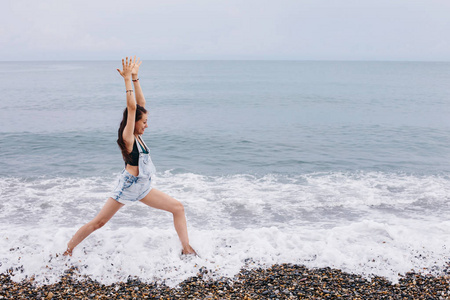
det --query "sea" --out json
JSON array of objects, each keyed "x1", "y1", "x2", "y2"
[{"x1": 0, "y1": 60, "x2": 449, "y2": 286}]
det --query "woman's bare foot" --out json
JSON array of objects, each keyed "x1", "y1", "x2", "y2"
[
  {"x1": 181, "y1": 245, "x2": 197, "y2": 256},
  {"x1": 63, "y1": 248, "x2": 73, "y2": 256}
]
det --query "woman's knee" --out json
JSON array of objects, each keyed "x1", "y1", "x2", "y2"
[
  {"x1": 171, "y1": 200, "x2": 185, "y2": 215},
  {"x1": 90, "y1": 219, "x2": 107, "y2": 231}
]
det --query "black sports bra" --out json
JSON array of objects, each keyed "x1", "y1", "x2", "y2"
[{"x1": 126, "y1": 137, "x2": 149, "y2": 166}]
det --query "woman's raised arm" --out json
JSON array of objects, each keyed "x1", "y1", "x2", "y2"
[
  {"x1": 131, "y1": 56, "x2": 146, "y2": 108},
  {"x1": 117, "y1": 56, "x2": 137, "y2": 151}
]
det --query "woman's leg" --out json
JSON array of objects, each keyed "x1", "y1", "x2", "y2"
[
  {"x1": 139, "y1": 188, "x2": 196, "y2": 255},
  {"x1": 64, "y1": 198, "x2": 124, "y2": 256}
]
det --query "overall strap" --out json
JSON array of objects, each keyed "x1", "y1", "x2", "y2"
[{"x1": 136, "y1": 136, "x2": 149, "y2": 153}]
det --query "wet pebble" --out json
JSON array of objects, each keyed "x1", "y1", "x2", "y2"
[{"x1": 0, "y1": 264, "x2": 449, "y2": 299}]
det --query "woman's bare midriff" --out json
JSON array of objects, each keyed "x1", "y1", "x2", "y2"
[{"x1": 126, "y1": 164, "x2": 139, "y2": 177}]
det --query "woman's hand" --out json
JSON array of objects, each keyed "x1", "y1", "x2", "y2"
[
  {"x1": 131, "y1": 56, "x2": 142, "y2": 78},
  {"x1": 131, "y1": 56, "x2": 145, "y2": 107},
  {"x1": 117, "y1": 56, "x2": 136, "y2": 79}
]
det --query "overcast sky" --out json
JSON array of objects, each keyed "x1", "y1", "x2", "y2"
[{"x1": 2, "y1": 0, "x2": 450, "y2": 61}]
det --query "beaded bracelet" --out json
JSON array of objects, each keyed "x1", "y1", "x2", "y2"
[
  {"x1": 126, "y1": 90, "x2": 134, "y2": 93},
  {"x1": 132, "y1": 78, "x2": 139, "y2": 82}
]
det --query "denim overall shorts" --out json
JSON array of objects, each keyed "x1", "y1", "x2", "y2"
[{"x1": 111, "y1": 136, "x2": 157, "y2": 204}]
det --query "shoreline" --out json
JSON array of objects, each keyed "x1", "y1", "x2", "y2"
[{"x1": 1, "y1": 264, "x2": 449, "y2": 299}]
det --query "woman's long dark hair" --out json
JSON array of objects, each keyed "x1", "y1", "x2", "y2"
[{"x1": 117, "y1": 104, "x2": 147, "y2": 163}]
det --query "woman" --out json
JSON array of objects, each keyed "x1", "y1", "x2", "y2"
[{"x1": 64, "y1": 56, "x2": 196, "y2": 256}]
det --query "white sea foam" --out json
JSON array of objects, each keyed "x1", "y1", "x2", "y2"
[{"x1": 0, "y1": 171, "x2": 449, "y2": 285}]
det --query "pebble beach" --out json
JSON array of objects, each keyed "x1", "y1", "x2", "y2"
[{"x1": 1, "y1": 264, "x2": 449, "y2": 299}]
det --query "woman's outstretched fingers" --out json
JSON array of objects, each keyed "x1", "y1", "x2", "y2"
[
  {"x1": 132, "y1": 58, "x2": 142, "y2": 77},
  {"x1": 118, "y1": 56, "x2": 137, "y2": 78}
]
